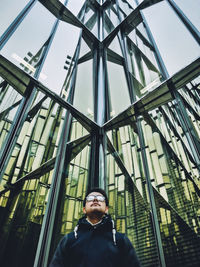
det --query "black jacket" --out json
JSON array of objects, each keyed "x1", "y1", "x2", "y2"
[{"x1": 49, "y1": 215, "x2": 141, "y2": 267}]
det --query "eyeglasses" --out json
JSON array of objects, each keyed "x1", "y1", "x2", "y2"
[{"x1": 86, "y1": 195, "x2": 105, "y2": 202}]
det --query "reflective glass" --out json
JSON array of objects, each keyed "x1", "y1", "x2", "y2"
[
  {"x1": 73, "y1": 60, "x2": 94, "y2": 119},
  {"x1": 108, "y1": 36, "x2": 123, "y2": 56},
  {"x1": 0, "y1": 168, "x2": 54, "y2": 267},
  {"x1": 104, "y1": 3, "x2": 119, "y2": 38},
  {"x1": 1, "y1": 1, "x2": 55, "y2": 77},
  {"x1": 66, "y1": 0, "x2": 86, "y2": 16},
  {"x1": 1, "y1": 0, "x2": 200, "y2": 266},
  {"x1": 142, "y1": 1, "x2": 200, "y2": 75},
  {"x1": 38, "y1": 22, "x2": 81, "y2": 94},
  {"x1": 48, "y1": 144, "x2": 90, "y2": 263},
  {"x1": 118, "y1": 0, "x2": 134, "y2": 19},
  {"x1": 174, "y1": 0, "x2": 200, "y2": 31},
  {"x1": 127, "y1": 24, "x2": 162, "y2": 98},
  {"x1": 79, "y1": 39, "x2": 91, "y2": 58},
  {"x1": 125, "y1": 0, "x2": 137, "y2": 9},
  {"x1": 84, "y1": 5, "x2": 98, "y2": 36},
  {"x1": 108, "y1": 114, "x2": 200, "y2": 266},
  {"x1": 0, "y1": 80, "x2": 23, "y2": 151},
  {"x1": 0, "y1": 0, "x2": 29, "y2": 37},
  {"x1": 138, "y1": 116, "x2": 200, "y2": 266},
  {"x1": 0, "y1": 89, "x2": 67, "y2": 190},
  {"x1": 69, "y1": 119, "x2": 89, "y2": 142},
  {"x1": 106, "y1": 149, "x2": 160, "y2": 266},
  {"x1": 107, "y1": 61, "x2": 131, "y2": 118}
]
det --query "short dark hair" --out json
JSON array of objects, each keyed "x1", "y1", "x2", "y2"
[{"x1": 83, "y1": 188, "x2": 109, "y2": 207}]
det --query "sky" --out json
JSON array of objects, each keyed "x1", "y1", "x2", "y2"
[{"x1": 0, "y1": 0, "x2": 199, "y2": 116}]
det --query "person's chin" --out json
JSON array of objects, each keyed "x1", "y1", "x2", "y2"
[
  {"x1": 90, "y1": 206, "x2": 103, "y2": 214},
  {"x1": 91, "y1": 204, "x2": 100, "y2": 207},
  {"x1": 91, "y1": 206, "x2": 101, "y2": 210}
]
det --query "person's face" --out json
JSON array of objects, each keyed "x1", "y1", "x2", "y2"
[{"x1": 83, "y1": 192, "x2": 108, "y2": 217}]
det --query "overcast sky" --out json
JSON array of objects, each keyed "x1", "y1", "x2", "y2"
[{"x1": 0, "y1": 0, "x2": 199, "y2": 106}]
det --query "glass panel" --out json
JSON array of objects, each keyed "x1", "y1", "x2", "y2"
[
  {"x1": 0, "y1": 78, "x2": 90, "y2": 267},
  {"x1": 151, "y1": 74, "x2": 200, "y2": 175},
  {"x1": 118, "y1": 0, "x2": 134, "y2": 19},
  {"x1": 0, "y1": 0, "x2": 29, "y2": 37},
  {"x1": 38, "y1": 22, "x2": 81, "y2": 94},
  {"x1": 1, "y1": 1, "x2": 55, "y2": 77},
  {"x1": 69, "y1": 119, "x2": 89, "y2": 142},
  {"x1": 108, "y1": 114, "x2": 200, "y2": 266},
  {"x1": 84, "y1": 5, "x2": 98, "y2": 36},
  {"x1": 126, "y1": 0, "x2": 137, "y2": 9},
  {"x1": 142, "y1": 1, "x2": 200, "y2": 76},
  {"x1": 0, "y1": 169, "x2": 53, "y2": 267},
  {"x1": 174, "y1": 0, "x2": 200, "y2": 31},
  {"x1": 108, "y1": 36, "x2": 123, "y2": 56},
  {"x1": 79, "y1": 39, "x2": 91, "y2": 58},
  {"x1": 104, "y1": 3, "x2": 119, "y2": 38},
  {"x1": 106, "y1": 147, "x2": 160, "y2": 266},
  {"x1": 0, "y1": 79, "x2": 23, "y2": 151},
  {"x1": 0, "y1": 88, "x2": 67, "y2": 190},
  {"x1": 139, "y1": 116, "x2": 200, "y2": 266},
  {"x1": 73, "y1": 60, "x2": 94, "y2": 119},
  {"x1": 48, "y1": 144, "x2": 90, "y2": 263},
  {"x1": 134, "y1": 0, "x2": 143, "y2": 5},
  {"x1": 66, "y1": 0, "x2": 86, "y2": 16},
  {"x1": 127, "y1": 24, "x2": 163, "y2": 99},
  {"x1": 107, "y1": 61, "x2": 131, "y2": 118}
]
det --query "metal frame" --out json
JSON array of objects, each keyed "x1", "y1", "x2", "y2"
[{"x1": 0, "y1": 1, "x2": 200, "y2": 267}]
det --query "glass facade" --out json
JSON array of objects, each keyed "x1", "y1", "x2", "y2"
[{"x1": 0, "y1": 0, "x2": 200, "y2": 266}]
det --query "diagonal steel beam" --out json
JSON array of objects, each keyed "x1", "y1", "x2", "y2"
[
  {"x1": 0, "y1": 55, "x2": 99, "y2": 132},
  {"x1": 103, "y1": 57, "x2": 200, "y2": 131},
  {"x1": 102, "y1": 0, "x2": 164, "y2": 47},
  {"x1": 39, "y1": 0, "x2": 99, "y2": 44},
  {"x1": 0, "y1": 134, "x2": 91, "y2": 196}
]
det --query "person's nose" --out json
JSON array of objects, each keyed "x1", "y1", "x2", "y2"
[{"x1": 93, "y1": 197, "x2": 99, "y2": 202}]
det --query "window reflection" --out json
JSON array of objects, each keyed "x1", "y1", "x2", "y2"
[
  {"x1": 0, "y1": 80, "x2": 23, "y2": 151},
  {"x1": 118, "y1": 0, "x2": 134, "y2": 19},
  {"x1": 0, "y1": 0, "x2": 29, "y2": 37},
  {"x1": 107, "y1": 61, "x2": 130, "y2": 117},
  {"x1": 108, "y1": 36, "x2": 123, "y2": 56},
  {"x1": 73, "y1": 60, "x2": 94, "y2": 119},
  {"x1": 1, "y1": 1, "x2": 55, "y2": 76},
  {"x1": 104, "y1": 3, "x2": 119, "y2": 38},
  {"x1": 174, "y1": 0, "x2": 200, "y2": 31},
  {"x1": 48, "y1": 144, "x2": 90, "y2": 263},
  {"x1": 127, "y1": 27, "x2": 162, "y2": 98},
  {"x1": 106, "y1": 150, "x2": 160, "y2": 267},
  {"x1": 39, "y1": 22, "x2": 80, "y2": 94},
  {"x1": 0, "y1": 1, "x2": 200, "y2": 267},
  {"x1": 84, "y1": 5, "x2": 98, "y2": 36},
  {"x1": 0, "y1": 170, "x2": 53, "y2": 267},
  {"x1": 142, "y1": 1, "x2": 200, "y2": 75},
  {"x1": 66, "y1": 0, "x2": 86, "y2": 16}
]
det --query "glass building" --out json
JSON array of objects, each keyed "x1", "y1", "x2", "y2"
[{"x1": 0, "y1": 0, "x2": 200, "y2": 266}]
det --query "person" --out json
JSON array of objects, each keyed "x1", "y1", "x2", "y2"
[{"x1": 49, "y1": 188, "x2": 141, "y2": 267}]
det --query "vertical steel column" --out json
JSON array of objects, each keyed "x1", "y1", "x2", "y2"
[
  {"x1": 0, "y1": 80, "x2": 35, "y2": 182},
  {"x1": 169, "y1": 82, "x2": 200, "y2": 174},
  {"x1": 134, "y1": 0, "x2": 169, "y2": 80},
  {"x1": 33, "y1": 111, "x2": 72, "y2": 267},
  {"x1": 89, "y1": 44, "x2": 107, "y2": 189},
  {"x1": 88, "y1": 3, "x2": 107, "y2": 189},
  {"x1": 116, "y1": 1, "x2": 167, "y2": 266},
  {"x1": 115, "y1": 0, "x2": 135, "y2": 102},
  {"x1": 0, "y1": 0, "x2": 37, "y2": 50},
  {"x1": 167, "y1": 0, "x2": 200, "y2": 45},
  {"x1": 136, "y1": 116, "x2": 166, "y2": 267},
  {"x1": 0, "y1": 14, "x2": 61, "y2": 183},
  {"x1": 33, "y1": 26, "x2": 82, "y2": 267}
]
